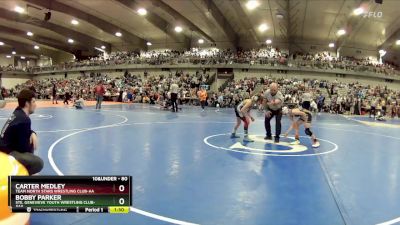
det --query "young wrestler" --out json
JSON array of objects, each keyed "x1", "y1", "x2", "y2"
[
  {"x1": 231, "y1": 93, "x2": 257, "y2": 142},
  {"x1": 282, "y1": 106, "x2": 320, "y2": 148}
]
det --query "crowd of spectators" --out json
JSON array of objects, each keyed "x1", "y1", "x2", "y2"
[
  {"x1": 325, "y1": 81, "x2": 400, "y2": 118},
  {"x1": 0, "y1": 65, "x2": 23, "y2": 72},
  {"x1": 19, "y1": 48, "x2": 398, "y2": 76},
  {"x1": 290, "y1": 52, "x2": 397, "y2": 75},
  {"x1": 9, "y1": 68, "x2": 399, "y2": 118},
  {"x1": 9, "y1": 70, "x2": 215, "y2": 107},
  {"x1": 207, "y1": 77, "x2": 261, "y2": 108},
  {"x1": 206, "y1": 76, "x2": 400, "y2": 118}
]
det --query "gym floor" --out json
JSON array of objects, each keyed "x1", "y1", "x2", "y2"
[{"x1": 1, "y1": 102, "x2": 399, "y2": 225}]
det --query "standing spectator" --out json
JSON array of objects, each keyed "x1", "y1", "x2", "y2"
[
  {"x1": 52, "y1": 82, "x2": 58, "y2": 104},
  {"x1": 170, "y1": 80, "x2": 179, "y2": 112},
  {"x1": 94, "y1": 81, "x2": 105, "y2": 109},
  {"x1": 381, "y1": 99, "x2": 387, "y2": 116},
  {"x1": 198, "y1": 87, "x2": 208, "y2": 112},
  {"x1": 317, "y1": 94, "x2": 325, "y2": 112},
  {"x1": 118, "y1": 90, "x2": 123, "y2": 102},
  {"x1": 354, "y1": 98, "x2": 361, "y2": 115},
  {"x1": 216, "y1": 94, "x2": 224, "y2": 112},
  {"x1": 63, "y1": 91, "x2": 71, "y2": 105},
  {"x1": 370, "y1": 97, "x2": 377, "y2": 118},
  {"x1": 263, "y1": 83, "x2": 284, "y2": 143}
]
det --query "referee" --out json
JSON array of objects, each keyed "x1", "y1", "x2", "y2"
[{"x1": 263, "y1": 83, "x2": 284, "y2": 143}]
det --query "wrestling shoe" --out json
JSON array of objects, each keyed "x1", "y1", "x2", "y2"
[
  {"x1": 230, "y1": 133, "x2": 240, "y2": 138},
  {"x1": 312, "y1": 140, "x2": 320, "y2": 148},
  {"x1": 290, "y1": 139, "x2": 301, "y2": 145},
  {"x1": 243, "y1": 136, "x2": 254, "y2": 142}
]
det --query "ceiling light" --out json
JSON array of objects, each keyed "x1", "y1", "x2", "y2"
[
  {"x1": 20, "y1": 56, "x2": 25, "y2": 59},
  {"x1": 12, "y1": 51, "x2": 16, "y2": 55},
  {"x1": 353, "y1": 7, "x2": 364, "y2": 16},
  {"x1": 71, "y1": 19, "x2": 79, "y2": 25},
  {"x1": 337, "y1": 29, "x2": 346, "y2": 36},
  {"x1": 0, "y1": 41, "x2": 4, "y2": 46},
  {"x1": 198, "y1": 39, "x2": 204, "y2": 44},
  {"x1": 34, "y1": 45, "x2": 40, "y2": 49},
  {"x1": 27, "y1": 31, "x2": 33, "y2": 36},
  {"x1": 276, "y1": 13, "x2": 284, "y2": 19},
  {"x1": 68, "y1": 38, "x2": 74, "y2": 43},
  {"x1": 396, "y1": 40, "x2": 400, "y2": 45},
  {"x1": 94, "y1": 47, "x2": 105, "y2": 52},
  {"x1": 6, "y1": 55, "x2": 11, "y2": 58},
  {"x1": 329, "y1": 43, "x2": 335, "y2": 48},
  {"x1": 246, "y1": 0, "x2": 259, "y2": 10},
  {"x1": 137, "y1": 8, "x2": 147, "y2": 16},
  {"x1": 258, "y1": 24, "x2": 268, "y2": 32},
  {"x1": 265, "y1": 39, "x2": 272, "y2": 44},
  {"x1": 101, "y1": 45, "x2": 106, "y2": 49},
  {"x1": 14, "y1": 6, "x2": 25, "y2": 13},
  {"x1": 174, "y1": 26, "x2": 183, "y2": 33},
  {"x1": 146, "y1": 42, "x2": 152, "y2": 46},
  {"x1": 115, "y1": 32, "x2": 122, "y2": 37}
]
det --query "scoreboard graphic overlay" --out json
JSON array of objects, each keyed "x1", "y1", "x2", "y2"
[{"x1": 8, "y1": 176, "x2": 132, "y2": 213}]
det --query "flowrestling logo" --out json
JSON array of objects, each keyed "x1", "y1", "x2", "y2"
[{"x1": 362, "y1": 11, "x2": 383, "y2": 18}]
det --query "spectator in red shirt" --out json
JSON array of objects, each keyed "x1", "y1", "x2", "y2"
[{"x1": 94, "y1": 81, "x2": 105, "y2": 109}]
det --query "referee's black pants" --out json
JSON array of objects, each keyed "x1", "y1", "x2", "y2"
[{"x1": 265, "y1": 108, "x2": 282, "y2": 138}]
